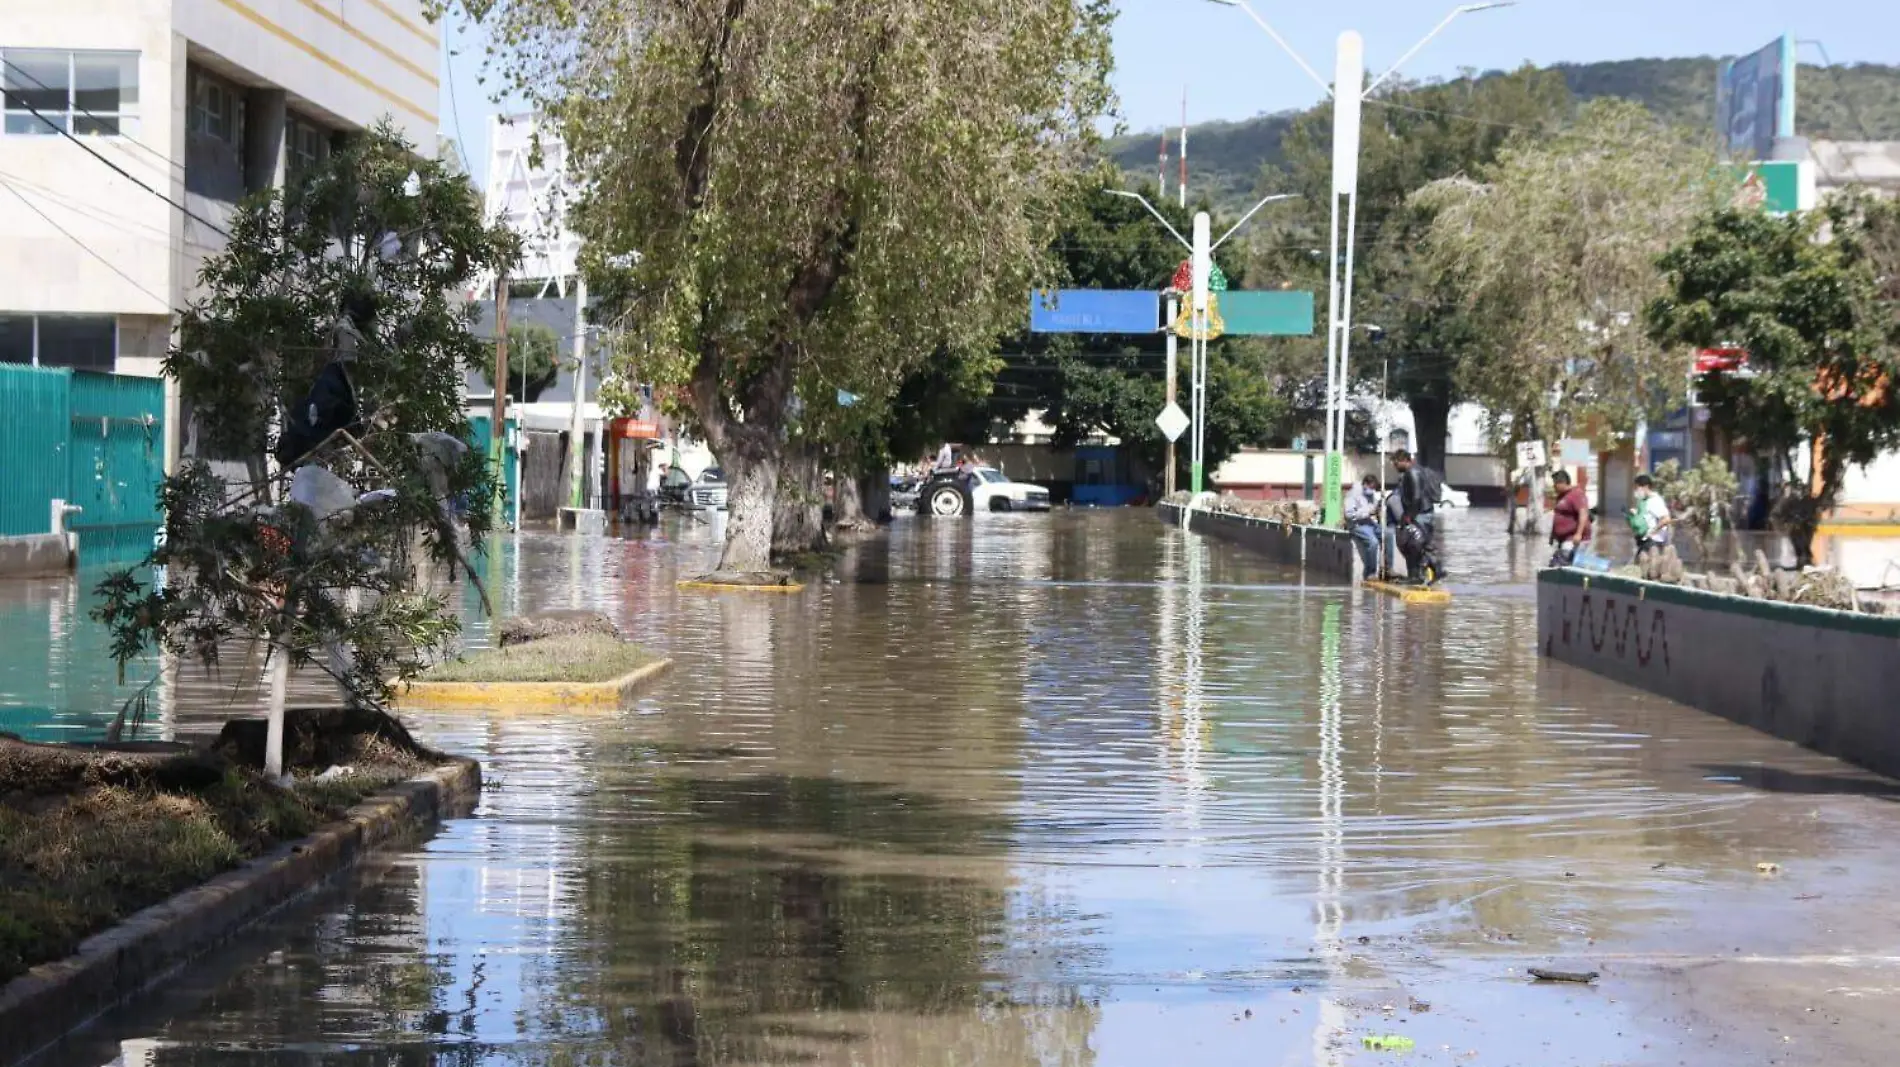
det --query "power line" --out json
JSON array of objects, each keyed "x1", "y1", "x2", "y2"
[
  {"x1": 0, "y1": 56, "x2": 186, "y2": 177},
  {"x1": 0, "y1": 167, "x2": 180, "y2": 244},
  {"x1": 443, "y1": 35, "x2": 475, "y2": 175},
  {"x1": 0, "y1": 67, "x2": 230, "y2": 239},
  {"x1": 0, "y1": 176, "x2": 175, "y2": 311}
]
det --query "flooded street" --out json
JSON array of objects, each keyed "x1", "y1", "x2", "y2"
[{"x1": 17, "y1": 509, "x2": 1900, "y2": 1066}]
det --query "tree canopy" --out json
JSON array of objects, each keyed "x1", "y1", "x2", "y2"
[
  {"x1": 481, "y1": 322, "x2": 561, "y2": 403},
  {"x1": 97, "y1": 123, "x2": 515, "y2": 709},
  {"x1": 1647, "y1": 195, "x2": 1900, "y2": 565},
  {"x1": 1412, "y1": 98, "x2": 1731, "y2": 447},
  {"x1": 462, "y1": 0, "x2": 1114, "y2": 572},
  {"x1": 1247, "y1": 65, "x2": 1576, "y2": 465}
]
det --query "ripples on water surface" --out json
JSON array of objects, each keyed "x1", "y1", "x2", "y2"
[{"x1": 19, "y1": 509, "x2": 1900, "y2": 1067}]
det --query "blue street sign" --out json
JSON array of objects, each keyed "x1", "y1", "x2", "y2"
[{"x1": 1028, "y1": 290, "x2": 1158, "y2": 334}]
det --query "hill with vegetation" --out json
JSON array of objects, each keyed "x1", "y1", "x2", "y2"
[{"x1": 1109, "y1": 57, "x2": 1900, "y2": 211}]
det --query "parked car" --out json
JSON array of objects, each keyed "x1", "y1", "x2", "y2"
[
  {"x1": 918, "y1": 467, "x2": 1051, "y2": 517},
  {"x1": 688, "y1": 467, "x2": 728, "y2": 510},
  {"x1": 658, "y1": 465, "x2": 693, "y2": 507}
]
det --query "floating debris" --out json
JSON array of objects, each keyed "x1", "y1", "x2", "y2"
[{"x1": 1529, "y1": 967, "x2": 1600, "y2": 984}]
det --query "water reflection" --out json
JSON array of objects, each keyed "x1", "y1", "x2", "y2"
[{"x1": 38, "y1": 509, "x2": 1900, "y2": 1067}]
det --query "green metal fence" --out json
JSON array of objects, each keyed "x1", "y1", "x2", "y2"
[
  {"x1": 468, "y1": 414, "x2": 520, "y2": 522},
  {"x1": 67, "y1": 371, "x2": 166, "y2": 566},
  {"x1": 0, "y1": 364, "x2": 73, "y2": 538},
  {"x1": 0, "y1": 363, "x2": 165, "y2": 568}
]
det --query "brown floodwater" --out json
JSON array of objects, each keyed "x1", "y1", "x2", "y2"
[{"x1": 18, "y1": 508, "x2": 1900, "y2": 1066}]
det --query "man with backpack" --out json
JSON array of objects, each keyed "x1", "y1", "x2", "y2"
[{"x1": 1392, "y1": 450, "x2": 1445, "y2": 584}]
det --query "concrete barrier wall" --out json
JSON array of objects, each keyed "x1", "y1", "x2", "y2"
[
  {"x1": 0, "y1": 535, "x2": 72, "y2": 578},
  {"x1": 1157, "y1": 502, "x2": 1358, "y2": 582},
  {"x1": 1537, "y1": 568, "x2": 1900, "y2": 778}
]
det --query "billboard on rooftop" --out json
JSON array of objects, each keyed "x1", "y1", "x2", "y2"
[{"x1": 1716, "y1": 36, "x2": 1795, "y2": 163}]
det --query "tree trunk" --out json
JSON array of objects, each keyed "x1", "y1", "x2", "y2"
[
  {"x1": 1410, "y1": 395, "x2": 1450, "y2": 472},
  {"x1": 833, "y1": 467, "x2": 868, "y2": 529},
  {"x1": 772, "y1": 442, "x2": 826, "y2": 557},
  {"x1": 1790, "y1": 518, "x2": 1817, "y2": 570},
  {"x1": 716, "y1": 445, "x2": 780, "y2": 575},
  {"x1": 860, "y1": 470, "x2": 892, "y2": 524}
]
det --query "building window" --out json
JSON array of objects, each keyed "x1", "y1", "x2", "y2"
[
  {"x1": 0, "y1": 315, "x2": 32, "y2": 364},
  {"x1": 187, "y1": 68, "x2": 245, "y2": 146},
  {"x1": 0, "y1": 313, "x2": 116, "y2": 370},
  {"x1": 2, "y1": 50, "x2": 138, "y2": 136},
  {"x1": 287, "y1": 114, "x2": 329, "y2": 179}
]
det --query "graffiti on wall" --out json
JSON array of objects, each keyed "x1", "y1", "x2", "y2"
[{"x1": 1548, "y1": 592, "x2": 1672, "y2": 672}]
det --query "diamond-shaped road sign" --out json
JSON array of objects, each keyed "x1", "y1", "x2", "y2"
[{"x1": 1155, "y1": 402, "x2": 1190, "y2": 442}]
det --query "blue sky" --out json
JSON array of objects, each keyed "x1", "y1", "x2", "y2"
[{"x1": 438, "y1": 0, "x2": 1899, "y2": 184}]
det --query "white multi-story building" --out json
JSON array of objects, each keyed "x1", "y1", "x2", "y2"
[
  {"x1": 0, "y1": 0, "x2": 438, "y2": 464},
  {"x1": 483, "y1": 112, "x2": 580, "y2": 294}
]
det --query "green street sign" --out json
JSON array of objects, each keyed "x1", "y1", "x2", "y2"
[{"x1": 1223, "y1": 291, "x2": 1316, "y2": 336}]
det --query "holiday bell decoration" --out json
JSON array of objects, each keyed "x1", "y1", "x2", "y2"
[{"x1": 1168, "y1": 259, "x2": 1227, "y2": 340}]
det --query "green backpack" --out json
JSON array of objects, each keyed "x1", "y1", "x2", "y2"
[{"x1": 1626, "y1": 504, "x2": 1650, "y2": 538}]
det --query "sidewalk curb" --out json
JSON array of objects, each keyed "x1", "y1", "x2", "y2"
[
  {"x1": 397, "y1": 658, "x2": 672, "y2": 710},
  {"x1": 0, "y1": 758, "x2": 482, "y2": 1066}
]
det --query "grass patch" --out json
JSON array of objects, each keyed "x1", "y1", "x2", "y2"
[
  {"x1": 421, "y1": 633, "x2": 659, "y2": 684},
  {"x1": 0, "y1": 710, "x2": 446, "y2": 986},
  {"x1": 0, "y1": 766, "x2": 406, "y2": 985}
]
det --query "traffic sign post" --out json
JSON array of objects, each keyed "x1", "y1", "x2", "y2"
[
  {"x1": 1038, "y1": 191, "x2": 1314, "y2": 499},
  {"x1": 1156, "y1": 402, "x2": 1190, "y2": 442}
]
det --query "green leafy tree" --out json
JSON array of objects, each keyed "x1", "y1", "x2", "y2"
[
  {"x1": 467, "y1": 0, "x2": 1114, "y2": 575},
  {"x1": 1412, "y1": 99, "x2": 1731, "y2": 453},
  {"x1": 95, "y1": 123, "x2": 517, "y2": 709},
  {"x1": 481, "y1": 321, "x2": 561, "y2": 402},
  {"x1": 1647, "y1": 196, "x2": 1900, "y2": 567},
  {"x1": 1251, "y1": 66, "x2": 1574, "y2": 467}
]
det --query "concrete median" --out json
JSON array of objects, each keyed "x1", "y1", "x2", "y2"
[
  {"x1": 1157, "y1": 501, "x2": 1358, "y2": 582},
  {"x1": 1538, "y1": 567, "x2": 1900, "y2": 778}
]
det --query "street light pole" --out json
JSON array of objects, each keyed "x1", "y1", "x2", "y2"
[
  {"x1": 567, "y1": 274, "x2": 590, "y2": 511},
  {"x1": 1165, "y1": 295, "x2": 1179, "y2": 496},
  {"x1": 1206, "y1": 0, "x2": 1515, "y2": 524}
]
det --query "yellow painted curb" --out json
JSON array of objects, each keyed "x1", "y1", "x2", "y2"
[
  {"x1": 1364, "y1": 579, "x2": 1452, "y2": 605},
  {"x1": 1816, "y1": 523, "x2": 1900, "y2": 538},
  {"x1": 397, "y1": 658, "x2": 672, "y2": 711},
  {"x1": 676, "y1": 580, "x2": 806, "y2": 593}
]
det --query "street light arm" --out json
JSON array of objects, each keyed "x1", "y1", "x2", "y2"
[
  {"x1": 1213, "y1": 193, "x2": 1297, "y2": 250},
  {"x1": 1203, "y1": 0, "x2": 1333, "y2": 97},
  {"x1": 1105, "y1": 189, "x2": 1192, "y2": 251},
  {"x1": 1364, "y1": 2, "x2": 1517, "y2": 95}
]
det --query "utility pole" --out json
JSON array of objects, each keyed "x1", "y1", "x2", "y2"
[
  {"x1": 1178, "y1": 89, "x2": 1189, "y2": 209},
  {"x1": 567, "y1": 275, "x2": 590, "y2": 510},
  {"x1": 491, "y1": 272, "x2": 509, "y2": 529},
  {"x1": 1158, "y1": 130, "x2": 1169, "y2": 200},
  {"x1": 1165, "y1": 295, "x2": 1179, "y2": 497},
  {"x1": 1190, "y1": 212, "x2": 1211, "y2": 492}
]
